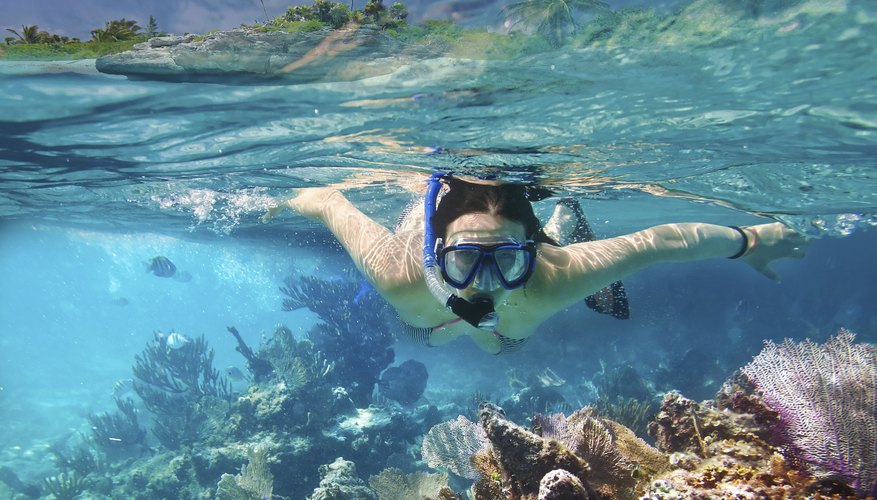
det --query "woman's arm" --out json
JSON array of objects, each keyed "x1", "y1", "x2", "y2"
[
  {"x1": 530, "y1": 222, "x2": 807, "y2": 312},
  {"x1": 263, "y1": 188, "x2": 423, "y2": 296}
]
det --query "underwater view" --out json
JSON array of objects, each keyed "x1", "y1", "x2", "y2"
[{"x1": 2, "y1": 0, "x2": 876, "y2": 498}]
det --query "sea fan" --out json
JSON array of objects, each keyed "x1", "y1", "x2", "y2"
[{"x1": 742, "y1": 329, "x2": 877, "y2": 496}]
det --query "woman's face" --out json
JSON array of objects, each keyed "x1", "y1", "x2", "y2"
[{"x1": 444, "y1": 213, "x2": 527, "y2": 302}]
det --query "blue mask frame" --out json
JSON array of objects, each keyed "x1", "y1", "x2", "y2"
[{"x1": 437, "y1": 240, "x2": 536, "y2": 290}]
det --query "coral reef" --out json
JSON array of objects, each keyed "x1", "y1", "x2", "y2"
[
  {"x1": 133, "y1": 331, "x2": 232, "y2": 449},
  {"x1": 591, "y1": 397, "x2": 654, "y2": 441},
  {"x1": 38, "y1": 318, "x2": 439, "y2": 498},
  {"x1": 281, "y1": 275, "x2": 395, "y2": 407},
  {"x1": 419, "y1": 390, "x2": 863, "y2": 499},
  {"x1": 49, "y1": 440, "x2": 105, "y2": 477},
  {"x1": 741, "y1": 328, "x2": 877, "y2": 496},
  {"x1": 538, "y1": 469, "x2": 589, "y2": 499},
  {"x1": 422, "y1": 415, "x2": 489, "y2": 481},
  {"x1": 500, "y1": 368, "x2": 571, "y2": 423},
  {"x1": 368, "y1": 467, "x2": 451, "y2": 500},
  {"x1": 227, "y1": 326, "x2": 274, "y2": 383},
  {"x1": 533, "y1": 407, "x2": 668, "y2": 497},
  {"x1": 472, "y1": 403, "x2": 597, "y2": 499},
  {"x1": 87, "y1": 396, "x2": 147, "y2": 456},
  {"x1": 133, "y1": 332, "x2": 231, "y2": 404},
  {"x1": 216, "y1": 445, "x2": 274, "y2": 500},
  {"x1": 422, "y1": 401, "x2": 668, "y2": 498},
  {"x1": 309, "y1": 457, "x2": 376, "y2": 500},
  {"x1": 42, "y1": 471, "x2": 86, "y2": 500},
  {"x1": 591, "y1": 364, "x2": 658, "y2": 440},
  {"x1": 230, "y1": 325, "x2": 339, "y2": 436},
  {"x1": 643, "y1": 389, "x2": 855, "y2": 498},
  {"x1": 27, "y1": 269, "x2": 873, "y2": 500}
]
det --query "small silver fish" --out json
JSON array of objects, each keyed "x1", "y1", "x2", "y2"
[
  {"x1": 166, "y1": 331, "x2": 191, "y2": 350},
  {"x1": 225, "y1": 366, "x2": 246, "y2": 381}
]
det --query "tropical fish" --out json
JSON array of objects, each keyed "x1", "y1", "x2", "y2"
[
  {"x1": 166, "y1": 331, "x2": 191, "y2": 350},
  {"x1": 146, "y1": 256, "x2": 176, "y2": 278},
  {"x1": 225, "y1": 366, "x2": 246, "y2": 382}
]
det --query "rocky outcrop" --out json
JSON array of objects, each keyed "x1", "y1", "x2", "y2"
[
  {"x1": 309, "y1": 457, "x2": 377, "y2": 500},
  {"x1": 95, "y1": 25, "x2": 447, "y2": 82},
  {"x1": 472, "y1": 403, "x2": 598, "y2": 500}
]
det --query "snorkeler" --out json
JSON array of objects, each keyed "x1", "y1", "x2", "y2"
[{"x1": 263, "y1": 174, "x2": 807, "y2": 354}]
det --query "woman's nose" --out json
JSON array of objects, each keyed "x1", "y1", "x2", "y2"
[{"x1": 471, "y1": 264, "x2": 500, "y2": 291}]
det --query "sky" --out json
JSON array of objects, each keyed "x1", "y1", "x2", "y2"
[{"x1": 2, "y1": 0, "x2": 684, "y2": 42}]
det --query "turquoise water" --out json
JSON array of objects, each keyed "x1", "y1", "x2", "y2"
[{"x1": 1, "y1": 1, "x2": 876, "y2": 497}]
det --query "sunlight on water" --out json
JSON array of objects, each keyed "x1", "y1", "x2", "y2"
[
  {"x1": 1, "y1": 2, "x2": 876, "y2": 496},
  {"x1": 3, "y1": 18, "x2": 876, "y2": 235}
]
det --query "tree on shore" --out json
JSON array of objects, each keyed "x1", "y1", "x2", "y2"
[
  {"x1": 281, "y1": 0, "x2": 407, "y2": 30},
  {"x1": 5, "y1": 25, "x2": 80, "y2": 45},
  {"x1": 146, "y1": 16, "x2": 159, "y2": 38},
  {"x1": 91, "y1": 19, "x2": 143, "y2": 42},
  {"x1": 5, "y1": 25, "x2": 49, "y2": 44},
  {"x1": 503, "y1": 0, "x2": 609, "y2": 46}
]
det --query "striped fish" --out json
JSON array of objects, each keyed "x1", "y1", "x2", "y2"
[{"x1": 147, "y1": 256, "x2": 177, "y2": 278}]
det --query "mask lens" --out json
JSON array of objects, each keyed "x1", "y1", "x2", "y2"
[
  {"x1": 443, "y1": 248, "x2": 482, "y2": 285},
  {"x1": 494, "y1": 248, "x2": 528, "y2": 283}
]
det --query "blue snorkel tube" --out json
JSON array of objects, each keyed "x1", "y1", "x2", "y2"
[{"x1": 423, "y1": 173, "x2": 500, "y2": 330}]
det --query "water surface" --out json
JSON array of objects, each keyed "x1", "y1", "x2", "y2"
[{"x1": 1, "y1": 0, "x2": 875, "y2": 493}]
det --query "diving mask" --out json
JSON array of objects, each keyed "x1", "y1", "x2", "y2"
[{"x1": 437, "y1": 238, "x2": 536, "y2": 290}]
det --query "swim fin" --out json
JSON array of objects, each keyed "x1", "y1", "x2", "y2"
[{"x1": 544, "y1": 198, "x2": 630, "y2": 320}]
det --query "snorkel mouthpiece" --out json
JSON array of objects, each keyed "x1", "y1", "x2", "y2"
[
  {"x1": 423, "y1": 172, "x2": 501, "y2": 330},
  {"x1": 448, "y1": 295, "x2": 499, "y2": 330}
]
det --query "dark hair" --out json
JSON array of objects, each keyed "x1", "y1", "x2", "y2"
[{"x1": 432, "y1": 177, "x2": 557, "y2": 244}]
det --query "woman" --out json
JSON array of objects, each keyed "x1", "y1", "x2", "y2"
[{"x1": 264, "y1": 175, "x2": 807, "y2": 354}]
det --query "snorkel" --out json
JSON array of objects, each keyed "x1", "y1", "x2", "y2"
[{"x1": 423, "y1": 173, "x2": 500, "y2": 330}]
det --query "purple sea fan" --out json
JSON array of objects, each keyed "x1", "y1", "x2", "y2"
[{"x1": 742, "y1": 328, "x2": 877, "y2": 496}]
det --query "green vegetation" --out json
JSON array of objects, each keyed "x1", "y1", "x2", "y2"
[
  {"x1": 1, "y1": 0, "x2": 814, "y2": 62},
  {"x1": 90, "y1": 18, "x2": 146, "y2": 42},
  {"x1": 2, "y1": 40, "x2": 145, "y2": 60},
  {"x1": 2, "y1": 16, "x2": 160, "y2": 60},
  {"x1": 5, "y1": 24, "x2": 79, "y2": 44},
  {"x1": 259, "y1": 0, "x2": 409, "y2": 33},
  {"x1": 503, "y1": 0, "x2": 609, "y2": 47}
]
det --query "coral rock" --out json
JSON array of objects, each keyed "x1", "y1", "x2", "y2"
[
  {"x1": 538, "y1": 469, "x2": 590, "y2": 499},
  {"x1": 648, "y1": 392, "x2": 707, "y2": 457},
  {"x1": 477, "y1": 403, "x2": 593, "y2": 498},
  {"x1": 309, "y1": 457, "x2": 377, "y2": 500}
]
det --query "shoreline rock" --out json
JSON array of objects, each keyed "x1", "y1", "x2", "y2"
[
  {"x1": 95, "y1": 26, "x2": 448, "y2": 83},
  {"x1": 0, "y1": 59, "x2": 99, "y2": 75}
]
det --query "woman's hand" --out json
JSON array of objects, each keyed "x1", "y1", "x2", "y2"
[
  {"x1": 262, "y1": 187, "x2": 342, "y2": 223},
  {"x1": 741, "y1": 222, "x2": 808, "y2": 280}
]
